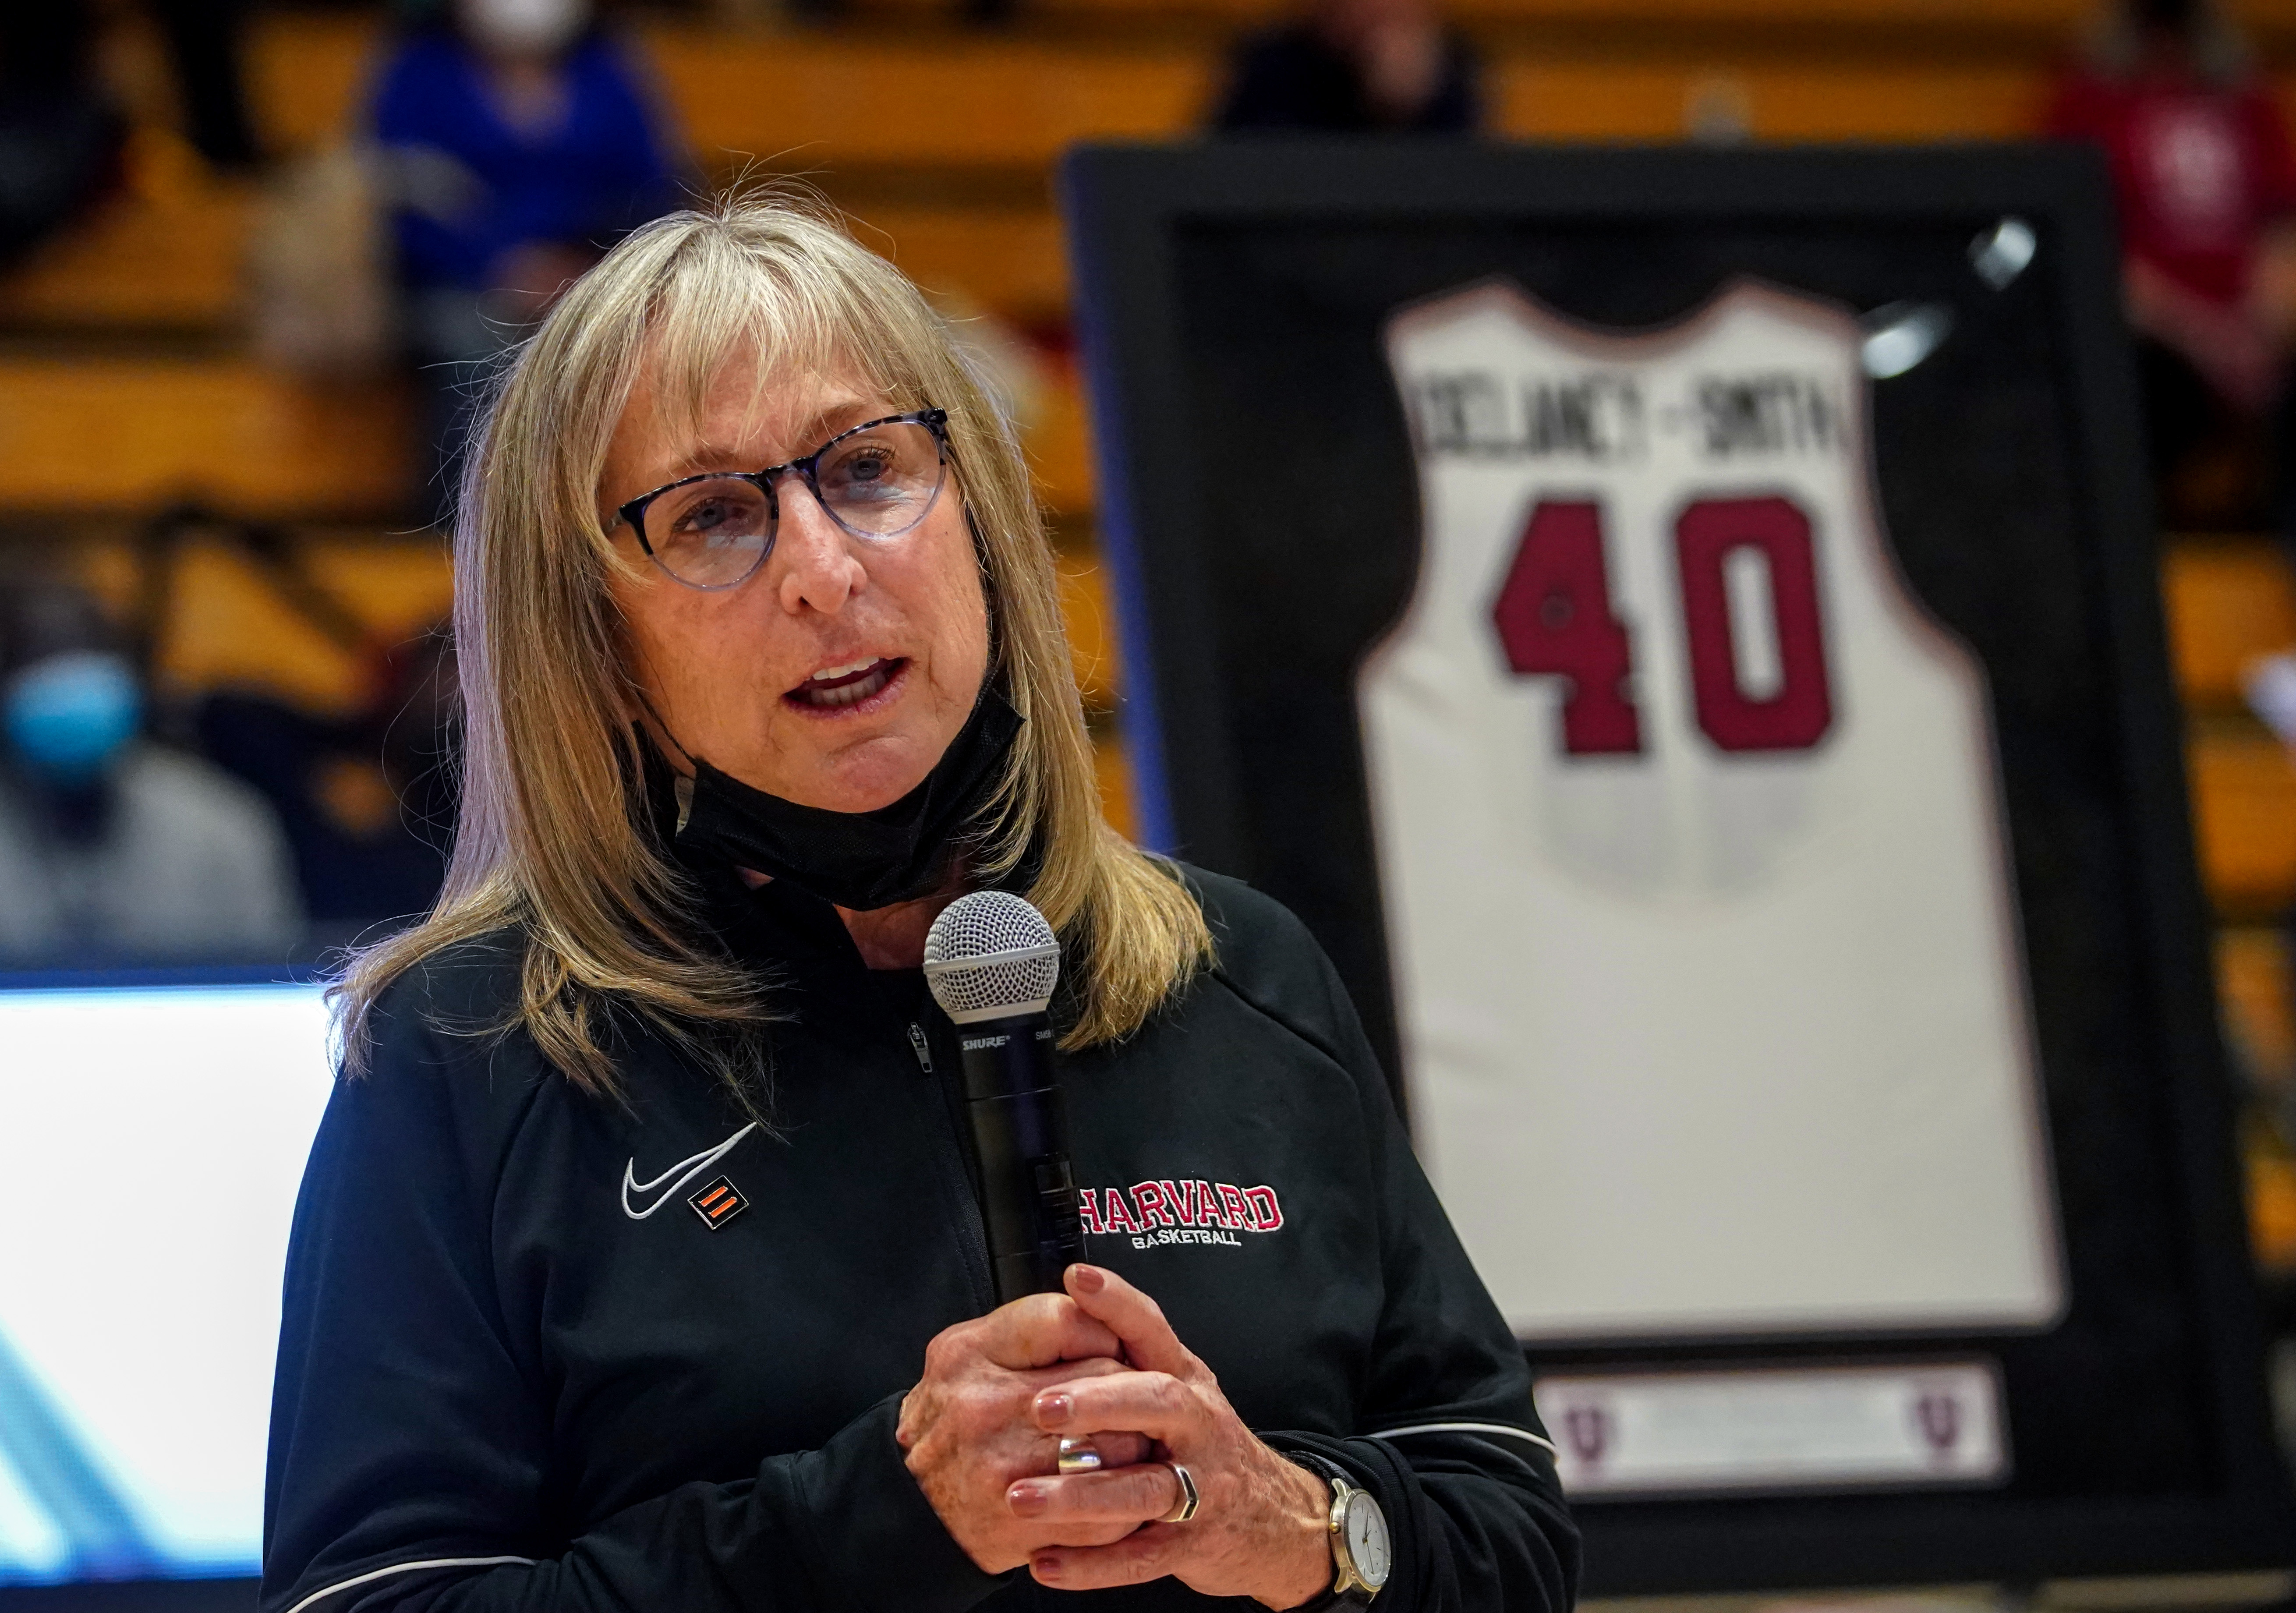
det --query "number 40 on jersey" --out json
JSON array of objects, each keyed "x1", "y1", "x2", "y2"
[{"x1": 1492, "y1": 495, "x2": 1835, "y2": 757}]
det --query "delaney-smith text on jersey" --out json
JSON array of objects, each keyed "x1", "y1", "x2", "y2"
[{"x1": 1407, "y1": 368, "x2": 1843, "y2": 463}]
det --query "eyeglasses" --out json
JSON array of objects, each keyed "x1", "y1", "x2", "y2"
[{"x1": 616, "y1": 408, "x2": 952, "y2": 591}]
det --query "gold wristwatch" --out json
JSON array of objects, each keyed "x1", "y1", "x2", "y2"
[{"x1": 1289, "y1": 1454, "x2": 1391, "y2": 1608}]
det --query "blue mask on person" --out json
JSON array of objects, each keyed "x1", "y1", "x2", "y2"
[{"x1": 4, "y1": 652, "x2": 142, "y2": 788}]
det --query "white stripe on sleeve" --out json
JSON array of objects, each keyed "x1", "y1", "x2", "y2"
[
  {"x1": 1369, "y1": 1421, "x2": 1560, "y2": 1458},
  {"x1": 281, "y1": 1554, "x2": 538, "y2": 1613}
]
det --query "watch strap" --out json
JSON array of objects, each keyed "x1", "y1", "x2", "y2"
[
  {"x1": 1285, "y1": 1449, "x2": 1348, "y2": 1489},
  {"x1": 1281, "y1": 1452, "x2": 1380, "y2": 1610}
]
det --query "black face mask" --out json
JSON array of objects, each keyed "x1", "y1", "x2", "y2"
[{"x1": 663, "y1": 688, "x2": 1024, "y2": 912}]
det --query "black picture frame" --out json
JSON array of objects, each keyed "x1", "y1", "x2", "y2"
[{"x1": 1061, "y1": 140, "x2": 2296, "y2": 1595}]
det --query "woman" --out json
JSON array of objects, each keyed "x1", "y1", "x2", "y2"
[{"x1": 262, "y1": 194, "x2": 1577, "y2": 1613}]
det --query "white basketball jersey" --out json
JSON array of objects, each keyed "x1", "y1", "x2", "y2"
[{"x1": 1366, "y1": 281, "x2": 2062, "y2": 1339}]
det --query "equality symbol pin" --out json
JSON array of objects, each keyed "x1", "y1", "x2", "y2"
[{"x1": 687, "y1": 1175, "x2": 748, "y2": 1231}]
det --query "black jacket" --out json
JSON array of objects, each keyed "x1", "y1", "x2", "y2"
[{"x1": 262, "y1": 863, "x2": 1578, "y2": 1613}]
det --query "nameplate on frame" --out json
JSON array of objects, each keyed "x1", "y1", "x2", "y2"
[{"x1": 1533, "y1": 1360, "x2": 2008, "y2": 1496}]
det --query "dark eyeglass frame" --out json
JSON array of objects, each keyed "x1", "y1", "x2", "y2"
[{"x1": 615, "y1": 407, "x2": 953, "y2": 590}]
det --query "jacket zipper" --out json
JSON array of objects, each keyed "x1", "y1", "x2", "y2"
[{"x1": 911, "y1": 1019, "x2": 994, "y2": 1310}]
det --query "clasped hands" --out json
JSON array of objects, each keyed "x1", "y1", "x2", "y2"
[{"x1": 895, "y1": 1263, "x2": 1334, "y2": 1606}]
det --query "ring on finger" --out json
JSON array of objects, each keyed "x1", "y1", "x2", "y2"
[
  {"x1": 1057, "y1": 1437, "x2": 1103, "y2": 1475},
  {"x1": 1158, "y1": 1462, "x2": 1200, "y2": 1524}
]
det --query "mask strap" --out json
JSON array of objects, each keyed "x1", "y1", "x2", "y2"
[
  {"x1": 630, "y1": 687, "x2": 697, "y2": 770},
  {"x1": 627, "y1": 691, "x2": 700, "y2": 833}
]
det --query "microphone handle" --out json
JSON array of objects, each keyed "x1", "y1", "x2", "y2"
[{"x1": 956, "y1": 1010, "x2": 1087, "y2": 1305}]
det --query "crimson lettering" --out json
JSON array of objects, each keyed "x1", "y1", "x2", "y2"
[
  {"x1": 1242, "y1": 1186, "x2": 1284, "y2": 1232},
  {"x1": 1674, "y1": 495, "x2": 1833, "y2": 752},
  {"x1": 1489, "y1": 500, "x2": 1642, "y2": 755},
  {"x1": 1129, "y1": 1181, "x2": 1177, "y2": 1229},
  {"x1": 1100, "y1": 1188, "x2": 1143, "y2": 1235}
]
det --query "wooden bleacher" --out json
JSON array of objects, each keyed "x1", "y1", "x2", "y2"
[
  {"x1": 0, "y1": 159, "x2": 251, "y2": 333},
  {"x1": 2164, "y1": 539, "x2": 2296, "y2": 705},
  {"x1": 0, "y1": 357, "x2": 411, "y2": 519},
  {"x1": 2165, "y1": 541, "x2": 2296, "y2": 919},
  {"x1": 77, "y1": 528, "x2": 453, "y2": 714}
]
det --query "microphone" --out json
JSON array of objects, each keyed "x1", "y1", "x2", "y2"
[{"x1": 923, "y1": 891, "x2": 1087, "y2": 1305}]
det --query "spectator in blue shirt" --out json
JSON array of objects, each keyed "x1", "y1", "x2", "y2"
[{"x1": 370, "y1": 0, "x2": 684, "y2": 522}]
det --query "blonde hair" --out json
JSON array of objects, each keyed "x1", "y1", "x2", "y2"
[{"x1": 335, "y1": 191, "x2": 1212, "y2": 1100}]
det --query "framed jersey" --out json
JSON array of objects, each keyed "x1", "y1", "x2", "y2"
[
  {"x1": 1062, "y1": 142, "x2": 2295, "y2": 1592},
  {"x1": 1374, "y1": 279, "x2": 2060, "y2": 1344}
]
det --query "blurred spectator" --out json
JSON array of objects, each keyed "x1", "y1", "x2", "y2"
[
  {"x1": 147, "y1": 0, "x2": 260, "y2": 171},
  {"x1": 371, "y1": 0, "x2": 683, "y2": 521},
  {"x1": 0, "y1": 583, "x2": 298, "y2": 967},
  {"x1": 0, "y1": 0, "x2": 256, "y2": 269},
  {"x1": 2047, "y1": 0, "x2": 2296, "y2": 531},
  {"x1": 1212, "y1": 0, "x2": 1481, "y2": 135},
  {"x1": 0, "y1": 7, "x2": 121, "y2": 268},
  {"x1": 198, "y1": 626, "x2": 461, "y2": 944}
]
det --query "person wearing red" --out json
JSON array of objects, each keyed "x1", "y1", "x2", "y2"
[{"x1": 2048, "y1": 0, "x2": 2296, "y2": 528}]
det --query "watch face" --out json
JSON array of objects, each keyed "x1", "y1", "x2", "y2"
[{"x1": 1343, "y1": 1490, "x2": 1391, "y2": 1589}]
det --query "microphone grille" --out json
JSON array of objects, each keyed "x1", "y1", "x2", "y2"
[{"x1": 923, "y1": 891, "x2": 1061, "y2": 1024}]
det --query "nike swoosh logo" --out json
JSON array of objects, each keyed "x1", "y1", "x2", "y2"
[{"x1": 621, "y1": 1123, "x2": 758, "y2": 1221}]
